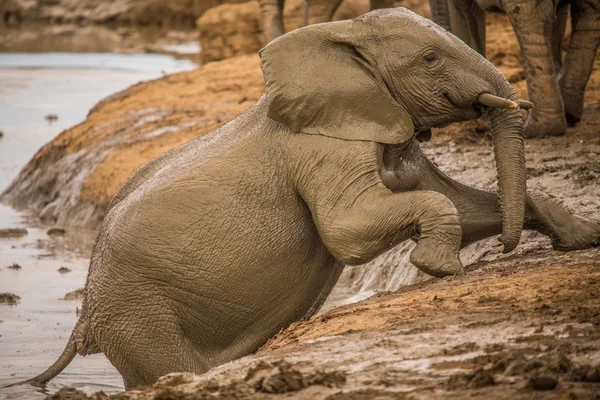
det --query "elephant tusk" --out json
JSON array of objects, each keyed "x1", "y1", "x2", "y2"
[
  {"x1": 477, "y1": 93, "x2": 519, "y2": 110},
  {"x1": 517, "y1": 99, "x2": 534, "y2": 110}
]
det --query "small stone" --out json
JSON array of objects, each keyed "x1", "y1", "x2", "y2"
[
  {"x1": 62, "y1": 288, "x2": 84, "y2": 301},
  {"x1": 0, "y1": 293, "x2": 21, "y2": 305},
  {"x1": 0, "y1": 228, "x2": 28, "y2": 239},
  {"x1": 527, "y1": 375, "x2": 558, "y2": 391},
  {"x1": 47, "y1": 228, "x2": 66, "y2": 237},
  {"x1": 45, "y1": 114, "x2": 59, "y2": 123}
]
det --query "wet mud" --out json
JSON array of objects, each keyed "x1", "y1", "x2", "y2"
[{"x1": 44, "y1": 252, "x2": 600, "y2": 399}]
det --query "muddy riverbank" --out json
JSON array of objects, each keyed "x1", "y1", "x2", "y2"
[{"x1": 44, "y1": 249, "x2": 600, "y2": 400}]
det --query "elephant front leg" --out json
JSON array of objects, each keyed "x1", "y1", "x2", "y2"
[
  {"x1": 558, "y1": 0, "x2": 600, "y2": 125},
  {"x1": 316, "y1": 189, "x2": 463, "y2": 278},
  {"x1": 504, "y1": 0, "x2": 567, "y2": 137},
  {"x1": 392, "y1": 143, "x2": 600, "y2": 250}
]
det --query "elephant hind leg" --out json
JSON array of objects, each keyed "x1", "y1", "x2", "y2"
[
  {"x1": 524, "y1": 191, "x2": 600, "y2": 251},
  {"x1": 504, "y1": 0, "x2": 567, "y2": 137},
  {"x1": 552, "y1": 2, "x2": 569, "y2": 72},
  {"x1": 99, "y1": 306, "x2": 208, "y2": 388},
  {"x1": 559, "y1": 0, "x2": 600, "y2": 125},
  {"x1": 392, "y1": 141, "x2": 600, "y2": 251}
]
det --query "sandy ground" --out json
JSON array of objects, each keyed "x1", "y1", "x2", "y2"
[{"x1": 1, "y1": 3, "x2": 599, "y2": 400}]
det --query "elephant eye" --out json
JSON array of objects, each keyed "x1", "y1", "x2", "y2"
[{"x1": 424, "y1": 53, "x2": 438, "y2": 65}]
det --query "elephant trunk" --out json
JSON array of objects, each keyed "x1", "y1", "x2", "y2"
[{"x1": 486, "y1": 83, "x2": 527, "y2": 253}]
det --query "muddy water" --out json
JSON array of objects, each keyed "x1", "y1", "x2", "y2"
[{"x1": 0, "y1": 53, "x2": 195, "y2": 398}]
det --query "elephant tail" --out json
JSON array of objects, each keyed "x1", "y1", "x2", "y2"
[
  {"x1": 28, "y1": 337, "x2": 77, "y2": 385},
  {"x1": 2, "y1": 325, "x2": 79, "y2": 389}
]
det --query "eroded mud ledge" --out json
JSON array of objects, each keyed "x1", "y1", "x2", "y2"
[{"x1": 48, "y1": 249, "x2": 600, "y2": 399}]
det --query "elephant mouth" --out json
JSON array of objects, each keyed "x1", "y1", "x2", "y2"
[
  {"x1": 428, "y1": 92, "x2": 533, "y2": 130},
  {"x1": 442, "y1": 91, "x2": 482, "y2": 120}
]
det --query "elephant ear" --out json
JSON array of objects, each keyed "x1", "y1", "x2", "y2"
[{"x1": 259, "y1": 21, "x2": 415, "y2": 144}]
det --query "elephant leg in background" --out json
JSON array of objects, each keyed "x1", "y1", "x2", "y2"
[
  {"x1": 551, "y1": 1, "x2": 569, "y2": 72},
  {"x1": 449, "y1": 0, "x2": 486, "y2": 55},
  {"x1": 259, "y1": 0, "x2": 285, "y2": 44},
  {"x1": 306, "y1": 0, "x2": 344, "y2": 25},
  {"x1": 504, "y1": 0, "x2": 567, "y2": 138},
  {"x1": 385, "y1": 141, "x2": 600, "y2": 251},
  {"x1": 370, "y1": 0, "x2": 396, "y2": 10},
  {"x1": 559, "y1": 0, "x2": 600, "y2": 124},
  {"x1": 429, "y1": 0, "x2": 452, "y2": 30}
]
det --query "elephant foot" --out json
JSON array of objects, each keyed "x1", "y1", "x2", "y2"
[
  {"x1": 523, "y1": 110, "x2": 567, "y2": 138},
  {"x1": 410, "y1": 242, "x2": 463, "y2": 278},
  {"x1": 561, "y1": 92, "x2": 584, "y2": 127},
  {"x1": 550, "y1": 217, "x2": 600, "y2": 252}
]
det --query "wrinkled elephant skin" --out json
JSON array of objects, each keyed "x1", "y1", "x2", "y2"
[{"x1": 25, "y1": 9, "x2": 599, "y2": 390}]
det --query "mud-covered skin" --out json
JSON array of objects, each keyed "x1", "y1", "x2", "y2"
[
  {"x1": 428, "y1": 0, "x2": 600, "y2": 138},
  {"x1": 28, "y1": 8, "x2": 597, "y2": 389}
]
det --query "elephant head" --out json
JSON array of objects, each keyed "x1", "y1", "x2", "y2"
[{"x1": 260, "y1": 8, "x2": 527, "y2": 252}]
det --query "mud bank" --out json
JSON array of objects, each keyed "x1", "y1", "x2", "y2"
[{"x1": 48, "y1": 249, "x2": 600, "y2": 399}]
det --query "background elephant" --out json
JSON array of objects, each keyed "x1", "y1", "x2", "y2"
[
  {"x1": 428, "y1": 0, "x2": 600, "y2": 138},
  {"x1": 28, "y1": 8, "x2": 599, "y2": 389},
  {"x1": 258, "y1": 0, "x2": 396, "y2": 43}
]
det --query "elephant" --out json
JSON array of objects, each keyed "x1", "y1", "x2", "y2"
[
  {"x1": 258, "y1": 0, "x2": 396, "y2": 44},
  {"x1": 25, "y1": 8, "x2": 599, "y2": 389},
  {"x1": 428, "y1": 0, "x2": 600, "y2": 138}
]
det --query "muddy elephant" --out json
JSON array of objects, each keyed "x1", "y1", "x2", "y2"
[
  {"x1": 259, "y1": 0, "x2": 395, "y2": 43},
  {"x1": 27, "y1": 8, "x2": 599, "y2": 389},
  {"x1": 428, "y1": 0, "x2": 600, "y2": 138}
]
